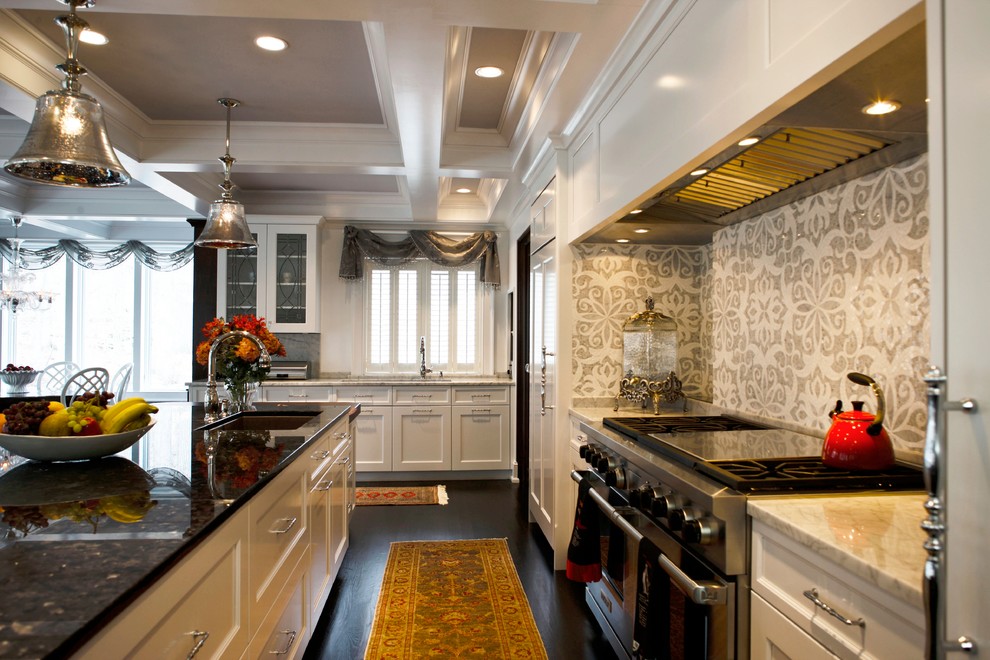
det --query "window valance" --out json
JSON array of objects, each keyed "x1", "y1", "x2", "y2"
[
  {"x1": 0, "y1": 240, "x2": 195, "y2": 272},
  {"x1": 338, "y1": 225, "x2": 501, "y2": 288}
]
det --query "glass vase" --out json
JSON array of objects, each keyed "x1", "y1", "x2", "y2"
[{"x1": 224, "y1": 380, "x2": 258, "y2": 414}]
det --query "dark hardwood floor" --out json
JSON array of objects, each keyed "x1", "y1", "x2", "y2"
[{"x1": 303, "y1": 479, "x2": 619, "y2": 660}]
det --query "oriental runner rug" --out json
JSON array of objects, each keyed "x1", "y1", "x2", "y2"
[
  {"x1": 364, "y1": 538, "x2": 548, "y2": 659},
  {"x1": 355, "y1": 485, "x2": 448, "y2": 506}
]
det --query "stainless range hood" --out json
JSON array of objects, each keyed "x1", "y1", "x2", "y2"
[{"x1": 589, "y1": 23, "x2": 927, "y2": 245}]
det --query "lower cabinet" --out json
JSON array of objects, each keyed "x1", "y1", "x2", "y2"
[
  {"x1": 76, "y1": 416, "x2": 353, "y2": 660},
  {"x1": 392, "y1": 405, "x2": 451, "y2": 470},
  {"x1": 352, "y1": 405, "x2": 392, "y2": 471},
  {"x1": 452, "y1": 405, "x2": 510, "y2": 470},
  {"x1": 76, "y1": 513, "x2": 251, "y2": 659},
  {"x1": 750, "y1": 520, "x2": 924, "y2": 660}
]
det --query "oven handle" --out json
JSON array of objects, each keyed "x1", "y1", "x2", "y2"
[{"x1": 570, "y1": 470, "x2": 726, "y2": 606}]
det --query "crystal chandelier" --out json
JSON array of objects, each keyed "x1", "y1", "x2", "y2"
[
  {"x1": 3, "y1": 0, "x2": 130, "y2": 187},
  {"x1": 194, "y1": 98, "x2": 257, "y2": 249},
  {"x1": 0, "y1": 219, "x2": 55, "y2": 314}
]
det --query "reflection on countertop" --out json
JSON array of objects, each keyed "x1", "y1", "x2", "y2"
[{"x1": 0, "y1": 401, "x2": 351, "y2": 659}]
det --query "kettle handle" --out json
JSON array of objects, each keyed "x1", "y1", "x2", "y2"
[{"x1": 847, "y1": 372, "x2": 885, "y2": 435}]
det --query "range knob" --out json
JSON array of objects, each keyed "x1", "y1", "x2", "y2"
[
  {"x1": 683, "y1": 517, "x2": 722, "y2": 545},
  {"x1": 668, "y1": 506, "x2": 704, "y2": 532},
  {"x1": 636, "y1": 485, "x2": 664, "y2": 512},
  {"x1": 605, "y1": 467, "x2": 626, "y2": 489},
  {"x1": 629, "y1": 484, "x2": 655, "y2": 509},
  {"x1": 650, "y1": 493, "x2": 688, "y2": 519},
  {"x1": 596, "y1": 454, "x2": 619, "y2": 473},
  {"x1": 578, "y1": 444, "x2": 592, "y2": 459},
  {"x1": 583, "y1": 446, "x2": 602, "y2": 466}
]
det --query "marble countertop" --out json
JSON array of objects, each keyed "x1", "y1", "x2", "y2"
[
  {"x1": 0, "y1": 401, "x2": 352, "y2": 658},
  {"x1": 190, "y1": 375, "x2": 514, "y2": 387},
  {"x1": 748, "y1": 494, "x2": 927, "y2": 608}
]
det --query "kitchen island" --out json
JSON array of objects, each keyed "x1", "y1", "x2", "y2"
[{"x1": 0, "y1": 401, "x2": 355, "y2": 659}]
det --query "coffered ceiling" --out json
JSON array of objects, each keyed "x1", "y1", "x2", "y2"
[{"x1": 0, "y1": 0, "x2": 643, "y2": 240}]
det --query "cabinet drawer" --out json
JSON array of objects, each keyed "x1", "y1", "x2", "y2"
[
  {"x1": 249, "y1": 461, "x2": 307, "y2": 626},
  {"x1": 304, "y1": 432, "x2": 334, "y2": 484},
  {"x1": 264, "y1": 385, "x2": 333, "y2": 403},
  {"x1": 335, "y1": 386, "x2": 392, "y2": 405},
  {"x1": 451, "y1": 386, "x2": 509, "y2": 405},
  {"x1": 752, "y1": 522, "x2": 923, "y2": 659},
  {"x1": 393, "y1": 385, "x2": 450, "y2": 404},
  {"x1": 76, "y1": 515, "x2": 250, "y2": 659},
  {"x1": 249, "y1": 551, "x2": 308, "y2": 659},
  {"x1": 751, "y1": 591, "x2": 838, "y2": 660}
]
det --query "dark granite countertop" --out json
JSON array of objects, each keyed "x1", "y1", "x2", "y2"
[{"x1": 0, "y1": 401, "x2": 353, "y2": 659}]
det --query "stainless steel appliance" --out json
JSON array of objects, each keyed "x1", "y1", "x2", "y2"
[
  {"x1": 573, "y1": 415, "x2": 924, "y2": 660},
  {"x1": 268, "y1": 360, "x2": 309, "y2": 380}
]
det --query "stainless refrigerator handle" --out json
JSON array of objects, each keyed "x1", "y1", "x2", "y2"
[
  {"x1": 570, "y1": 470, "x2": 726, "y2": 606},
  {"x1": 922, "y1": 366, "x2": 977, "y2": 658}
]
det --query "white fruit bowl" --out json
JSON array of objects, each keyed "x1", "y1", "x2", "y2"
[
  {"x1": 0, "y1": 420, "x2": 156, "y2": 462},
  {"x1": 0, "y1": 370, "x2": 39, "y2": 394}
]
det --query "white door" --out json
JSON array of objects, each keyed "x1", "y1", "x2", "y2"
[
  {"x1": 528, "y1": 241, "x2": 556, "y2": 543},
  {"x1": 928, "y1": 0, "x2": 990, "y2": 653}
]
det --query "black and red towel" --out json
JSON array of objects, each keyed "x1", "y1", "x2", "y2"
[{"x1": 566, "y1": 474, "x2": 602, "y2": 582}]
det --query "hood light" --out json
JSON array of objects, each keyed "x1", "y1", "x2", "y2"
[{"x1": 862, "y1": 100, "x2": 901, "y2": 115}]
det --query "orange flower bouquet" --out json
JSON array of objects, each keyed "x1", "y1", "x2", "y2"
[{"x1": 195, "y1": 315, "x2": 286, "y2": 405}]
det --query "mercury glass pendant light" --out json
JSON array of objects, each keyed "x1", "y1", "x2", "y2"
[
  {"x1": 3, "y1": 0, "x2": 130, "y2": 187},
  {"x1": 195, "y1": 98, "x2": 257, "y2": 249}
]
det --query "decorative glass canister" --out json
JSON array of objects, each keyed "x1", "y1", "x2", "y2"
[{"x1": 614, "y1": 297, "x2": 685, "y2": 413}]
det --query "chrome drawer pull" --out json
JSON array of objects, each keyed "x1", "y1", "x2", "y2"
[
  {"x1": 269, "y1": 630, "x2": 297, "y2": 655},
  {"x1": 471, "y1": 393, "x2": 491, "y2": 399},
  {"x1": 185, "y1": 630, "x2": 209, "y2": 659},
  {"x1": 412, "y1": 408, "x2": 432, "y2": 413},
  {"x1": 310, "y1": 449, "x2": 330, "y2": 460},
  {"x1": 471, "y1": 408, "x2": 492, "y2": 414},
  {"x1": 287, "y1": 393, "x2": 309, "y2": 399},
  {"x1": 412, "y1": 393, "x2": 433, "y2": 399},
  {"x1": 269, "y1": 517, "x2": 298, "y2": 535},
  {"x1": 341, "y1": 456, "x2": 350, "y2": 464},
  {"x1": 803, "y1": 588, "x2": 865, "y2": 627},
  {"x1": 316, "y1": 480, "x2": 333, "y2": 491}
]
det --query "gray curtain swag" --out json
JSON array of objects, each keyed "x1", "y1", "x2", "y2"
[
  {"x1": 0, "y1": 239, "x2": 195, "y2": 272},
  {"x1": 339, "y1": 225, "x2": 501, "y2": 288}
]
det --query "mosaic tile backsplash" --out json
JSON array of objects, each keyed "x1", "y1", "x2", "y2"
[{"x1": 572, "y1": 153, "x2": 930, "y2": 451}]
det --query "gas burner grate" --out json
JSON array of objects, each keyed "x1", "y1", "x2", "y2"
[{"x1": 698, "y1": 457, "x2": 924, "y2": 493}]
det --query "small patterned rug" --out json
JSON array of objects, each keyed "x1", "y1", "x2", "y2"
[
  {"x1": 355, "y1": 485, "x2": 448, "y2": 506},
  {"x1": 364, "y1": 538, "x2": 548, "y2": 659}
]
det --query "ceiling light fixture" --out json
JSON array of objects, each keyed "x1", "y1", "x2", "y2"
[
  {"x1": 737, "y1": 136, "x2": 760, "y2": 146},
  {"x1": 862, "y1": 100, "x2": 901, "y2": 115},
  {"x1": 3, "y1": 0, "x2": 129, "y2": 187},
  {"x1": 474, "y1": 66, "x2": 504, "y2": 78},
  {"x1": 690, "y1": 168, "x2": 709, "y2": 176},
  {"x1": 255, "y1": 36, "x2": 288, "y2": 51},
  {"x1": 616, "y1": 238, "x2": 630, "y2": 243},
  {"x1": 0, "y1": 218, "x2": 54, "y2": 314},
  {"x1": 634, "y1": 228, "x2": 649, "y2": 234},
  {"x1": 455, "y1": 187, "x2": 472, "y2": 194},
  {"x1": 629, "y1": 209, "x2": 642, "y2": 214},
  {"x1": 195, "y1": 98, "x2": 257, "y2": 249}
]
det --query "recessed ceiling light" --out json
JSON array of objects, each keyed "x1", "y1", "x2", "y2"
[
  {"x1": 616, "y1": 238, "x2": 630, "y2": 243},
  {"x1": 629, "y1": 209, "x2": 642, "y2": 214},
  {"x1": 738, "y1": 136, "x2": 760, "y2": 146},
  {"x1": 79, "y1": 29, "x2": 108, "y2": 45},
  {"x1": 474, "y1": 66, "x2": 504, "y2": 79},
  {"x1": 455, "y1": 187, "x2": 472, "y2": 194},
  {"x1": 634, "y1": 228, "x2": 649, "y2": 234},
  {"x1": 256, "y1": 36, "x2": 288, "y2": 52},
  {"x1": 862, "y1": 100, "x2": 901, "y2": 115},
  {"x1": 690, "y1": 168, "x2": 709, "y2": 176}
]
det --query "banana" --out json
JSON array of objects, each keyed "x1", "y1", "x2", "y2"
[
  {"x1": 103, "y1": 402, "x2": 158, "y2": 434},
  {"x1": 101, "y1": 397, "x2": 149, "y2": 430}
]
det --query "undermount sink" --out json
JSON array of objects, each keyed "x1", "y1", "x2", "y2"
[{"x1": 206, "y1": 411, "x2": 319, "y2": 431}]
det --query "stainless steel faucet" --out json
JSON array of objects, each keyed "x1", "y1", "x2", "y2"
[
  {"x1": 203, "y1": 330, "x2": 272, "y2": 422},
  {"x1": 419, "y1": 336, "x2": 432, "y2": 378}
]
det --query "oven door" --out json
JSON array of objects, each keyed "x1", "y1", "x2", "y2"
[{"x1": 573, "y1": 471, "x2": 735, "y2": 660}]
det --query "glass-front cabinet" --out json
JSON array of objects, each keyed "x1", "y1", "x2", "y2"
[{"x1": 217, "y1": 222, "x2": 320, "y2": 333}]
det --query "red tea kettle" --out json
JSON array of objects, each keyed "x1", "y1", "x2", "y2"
[{"x1": 822, "y1": 372, "x2": 895, "y2": 470}]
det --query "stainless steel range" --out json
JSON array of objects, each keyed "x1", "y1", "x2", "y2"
[{"x1": 572, "y1": 415, "x2": 924, "y2": 660}]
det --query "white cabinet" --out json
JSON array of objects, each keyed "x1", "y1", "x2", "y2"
[
  {"x1": 263, "y1": 384, "x2": 333, "y2": 403},
  {"x1": 352, "y1": 404, "x2": 392, "y2": 471},
  {"x1": 217, "y1": 222, "x2": 320, "y2": 333},
  {"x1": 750, "y1": 521, "x2": 924, "y2": 660},
  {"x1": 452, "y1": 405, "x2": 510, "y2": 470},
  {"x1": 392, "y1": 404, "x2": 451, "y2": 471},
  {"x1": 76, "y1": 514, "x2": 251, "y2": 659}
]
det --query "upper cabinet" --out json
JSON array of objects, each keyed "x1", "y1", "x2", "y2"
[{"x1": 217, "y1": 222, "x2": 321, "y2": 333}]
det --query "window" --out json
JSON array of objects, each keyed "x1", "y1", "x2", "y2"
[
  {"x1": 365, "y1": 260, "x2": 483, "y2": 374},
  {"x1": 1, "y1": 245, "x2": 193, "y2": 398}
]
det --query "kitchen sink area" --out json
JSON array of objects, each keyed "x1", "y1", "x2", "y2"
[{"x1": 198, "y1": 410, "x2": 322, "y2": 431}]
